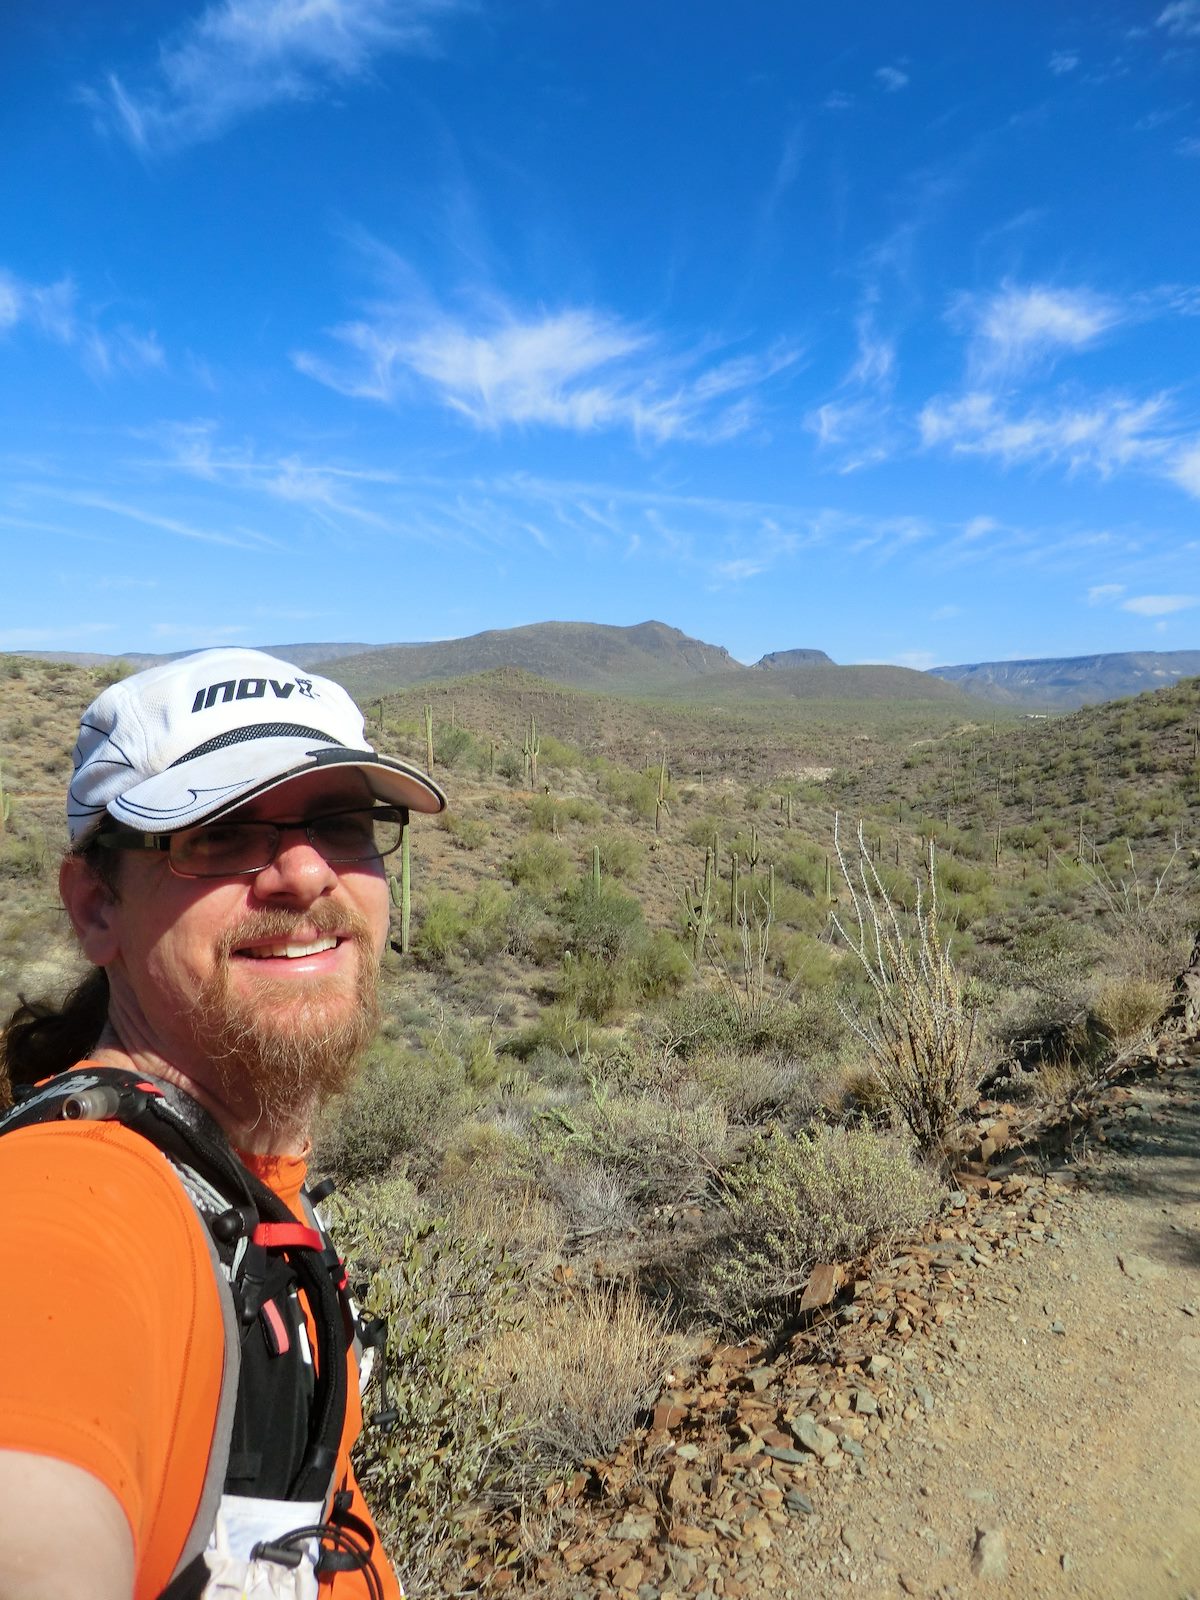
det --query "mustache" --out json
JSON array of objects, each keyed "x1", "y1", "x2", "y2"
[{"x1": 217, "y1": 900, "x2": 375, "y2": 958}]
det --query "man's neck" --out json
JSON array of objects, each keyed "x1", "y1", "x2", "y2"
[{"x1": 86, "y1": 1026, "x2": 311, "y2": 1157}]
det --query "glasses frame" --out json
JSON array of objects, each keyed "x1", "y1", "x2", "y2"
[{"x1": 95, "y1": 804, "x2": 410, "y2": 879}]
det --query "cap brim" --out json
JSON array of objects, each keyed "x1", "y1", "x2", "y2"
[{"x1": 106, "y1": 737, "x2": 446, "y2": 833}]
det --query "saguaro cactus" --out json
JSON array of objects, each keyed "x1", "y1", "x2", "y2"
[
  {"x1": 389, "y1": 818, "x2": 412, "y2": 954},
  {"x1": 685, "y1": 847, "x2": 715, "y2": 959},
  {"x1": 523, "y1": 715, "x2": 540, "y2": 789},
  {"x1": 423, "y1": 704, "x2": 434, "y2": 773},
  {"x1": 0, "y1": 759, "x2": 9, "y2": 837},
  {"x1": 591, "y1": 844, "x2": 602, "y2": 890}
]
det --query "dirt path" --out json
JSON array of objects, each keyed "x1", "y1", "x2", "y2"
[
  {"x1": 769, "y1": 1043, "x2": 1200, "y2": 1599},
  {"x1": 487, "y1": 1040, "x2": 1200, "y2": 1600}
]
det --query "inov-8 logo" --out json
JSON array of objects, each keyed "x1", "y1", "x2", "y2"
[{"x1": 190, "y1": 676, "x2": 315, "y2": 713}]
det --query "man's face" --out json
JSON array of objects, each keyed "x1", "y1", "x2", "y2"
[{"x1": 97, "y1": 769, "x2": 391, "y2": 1137}]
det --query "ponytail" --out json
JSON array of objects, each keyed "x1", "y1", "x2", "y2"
[{"x1": 1, "y1": 968, "x2": 111, "y2": 1101}]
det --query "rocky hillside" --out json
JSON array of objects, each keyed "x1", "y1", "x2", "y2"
[{"x1": 930, "y1": 650, "x2": 1200, "y2": 710}]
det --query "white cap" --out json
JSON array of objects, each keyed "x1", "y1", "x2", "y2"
[{"x1": 67, "y1": 647, "x2": 446, "y2": 845}]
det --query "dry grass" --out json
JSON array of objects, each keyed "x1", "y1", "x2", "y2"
[{"x1": 481, "y1": 1285, "x2": 670, "y2": 1475}]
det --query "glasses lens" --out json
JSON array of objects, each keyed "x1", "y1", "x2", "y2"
[
  {"x1": 308, "y1": 808, "x2": 405, "y2": 862},
  {"x1": 171, "y1": 821, "x2": 277, "y2": 877},
  {"x1": 166, "y1": 808, "x2": 406, "y2": 877}
]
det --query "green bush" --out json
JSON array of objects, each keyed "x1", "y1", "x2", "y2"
[
  {"x1": 341, "y1": 1216, "x2": 524, "y2": 1595},
  {"x1": 462, "y1": 881, "x2": 512, "y2": 962},
  {"x1": 316, "y1": 1042, "x2": 467, "y2": 1183},
  {"x1": 702, "y1": 1123, "x2": 941, "y2": 1327},
  {"x1": 506, "y1": 837, "x2": 573, "y2": 897},
  {"x1": 413, "y1": 892, "x2": 469, "y2": 966},
  {"x1": 558, "y1": 879, "x2": 646, "y2": 961},
  {"x1": 437, "y1": 811, "x2": 487, "y2": 850},
  {"x1": 590, "y1": 828, "x2": 646, "y2": 880}
]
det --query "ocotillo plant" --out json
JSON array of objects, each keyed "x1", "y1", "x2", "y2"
[
  {"x1": 0, "y1": 759, "x2": 9, "y2": 838},
  {"x1": 729, "y1": 851, "x2": 740, "y2": 928},
  {"x1": 423, "y1": 704, "x2": 434, "y2": 773}
]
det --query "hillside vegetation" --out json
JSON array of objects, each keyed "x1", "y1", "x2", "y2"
[{"x1": 1, "y1": 652, "x2": 1196, "y2": 1593}]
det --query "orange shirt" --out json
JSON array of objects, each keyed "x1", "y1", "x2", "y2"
[{"x1": 0, "y1": 1092, "x2": 401, "y2": 1599}]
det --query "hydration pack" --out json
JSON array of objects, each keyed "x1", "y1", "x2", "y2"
[{"x1": 0, "y1": 1066, "x2": 394, "y2": 1599}]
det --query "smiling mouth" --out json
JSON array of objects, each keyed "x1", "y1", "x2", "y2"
[{"x1": 238, "y1": 936, "x2": 341, "y2": 960}]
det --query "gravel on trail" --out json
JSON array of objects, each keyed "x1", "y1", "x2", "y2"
[{"x1": 473, "y1": 1038, "x2": 1200, "y2": 1600}]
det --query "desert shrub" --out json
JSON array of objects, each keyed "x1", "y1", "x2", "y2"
[
  {"x1": 684, "y1": 815, "x2": 722, "y2": 847},
  {"x1": 558, "y1": 879, "x2": 646, "y2": 961},
  {"x1": 437, "y1": 811, "x2": 487, "y2": 850},
  {"x1": 503, "y1": 889, "x2": 555, "y2": 961},
  {"x1": 462, "y1": 881, "x2": 513, "y2": 962},
  {"x1": 424, "y1": 1015, "x2": 501, "y2": 1089},
  {"x1": 636, "y1": 929, "x2": 691, "y2": 1000},
  {"x1": 590, "y1": 828, "x2": 645, "y2": 880},
  {"x1": 343, "y1": 1216, "x2": 525, "y2": 1595},
  {"x1": 536, "y1": 733, "x2": 580, "y2": 771},
  {"x1": 507, "y1": 837, "x2": 573, "y2": 897},
  {"x1": 316, "y1": 1042, "x2": 468, "y2": 1183},
  {"x1": 1091, "y1": 972, "x2": 1169, "y2": 1047},
  {"x1": 547, "y1": 1091, "x2": 732, "y2": 1206},
  {"x1": 437, "y1": 1117, "x2": 531, "y2": 1195},
  {"x1": 482, "y1": 1286, "x2": 669, "y2": 1479},
  {"x1": 695, "y1": 1047, "x2": 832, "y2": 1126},
  {"x1": 559, "y1": 951, "x2": 638, "y2": 1020},
  {"x1": 436, "y1": 726, "x2": 488, "y2": 770},
  {"x1": 0, "y1": 833, "x2": 47, "y2": 882},
  {"x1": 530, "y1": 793, "x2": 602, "y2": 832},
  {"x1": 702, "y1": 1123, "x2": 941, "y2": 1328},
  {"x1": 601, "y1": 767, "x2": 658, "y2": 820},
  {"x1": 502, "y1": 1004, "x2": 593, "y2": 1064},
  {"x1": 413, "y1": 892, "x2": 469, "y2": 966},
  {"x1": 544, "y1": 1155, "x2": 638, "y2": 1236}
]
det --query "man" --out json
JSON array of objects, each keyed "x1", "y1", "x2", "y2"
[{"x1": 0, "y1": 647, "x2": 445, "y2": 1600}]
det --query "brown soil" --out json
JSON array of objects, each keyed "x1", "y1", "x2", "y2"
[{"x1": 478, "y1": 1037, "x2": 1200, "y2": 1600}]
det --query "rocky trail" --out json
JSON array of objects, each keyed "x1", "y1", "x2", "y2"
[{"x1": 476, "y1": 1034, "x2": 1200, "y2": 1600}]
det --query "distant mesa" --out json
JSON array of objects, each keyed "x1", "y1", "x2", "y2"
[
  {"x1": 930, "y1": 650, "x2": 1200, "y2": 710},
  {"x1": 7, "y1": 625, "x2": 1198, "y2": 715},
  {"x1": 753, "y1": 648, "x2": 836, "y2": 669}
]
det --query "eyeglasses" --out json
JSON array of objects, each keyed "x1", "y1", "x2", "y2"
[{"x1": 96, "y1": 806, "x2": 408, "y2": 879}]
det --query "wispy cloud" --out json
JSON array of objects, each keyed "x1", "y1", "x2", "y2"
[
  {"x1": 1087, "y1": 583, "x2": 1126, "y2": 604},
  {"x1": 0, "y1": 264, "x2": 164, "y2": 377},
  {"x1": 296, "y1": 291, "x2": 799, "y2": 444},
  {"x1": 957, "y1": 282, "x2": 1119, "y2": 379},
  {"x1": 1049, "y1": 51, "x2": 1080, "y2": 74},
  {"x1": 1176, "y1": 135, "x2": 1200, "y2": 155},
  {"x1": 823, "y1": 91, "x2": 854, "y2": 111},
  {"x1": 1120, "y1": 592, "x2": 1198, "y2": 615},
  {"x1": 919, "y1": 389, "x2": 1170, "y2": 477},
  {"x1": 0, "y1": 270, "x2": 77, "y2": 343},
  {"x1": 85, "y1": 0, "x2": 465, "y2": 153},
  {"x1": 875, "y1": 66, "x2": 909, "y2": 92},
  {"x1": 1158, "y1": 1, "x2": 1200, "y2": 38}
]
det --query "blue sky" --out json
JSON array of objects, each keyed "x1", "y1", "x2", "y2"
[{"x1": 2, "y1": 1, "x2": 1200, "y2": 669}]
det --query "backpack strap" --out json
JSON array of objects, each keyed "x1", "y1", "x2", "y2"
[{"x1": 1, "y1": 1067, "x2": 353, "y2": 1571}]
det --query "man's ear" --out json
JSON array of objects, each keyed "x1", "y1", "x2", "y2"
[{"x1": 60, "y1": 854, "x2": 122, "y2": 967}]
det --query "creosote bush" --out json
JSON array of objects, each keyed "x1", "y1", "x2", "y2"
[
  {"x1": 316, "y1": 1042, "x2": 467, "y2": 1183},
  {"x1": 703, "y1": 1122, "x2": 941, "y2": 1328}
]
